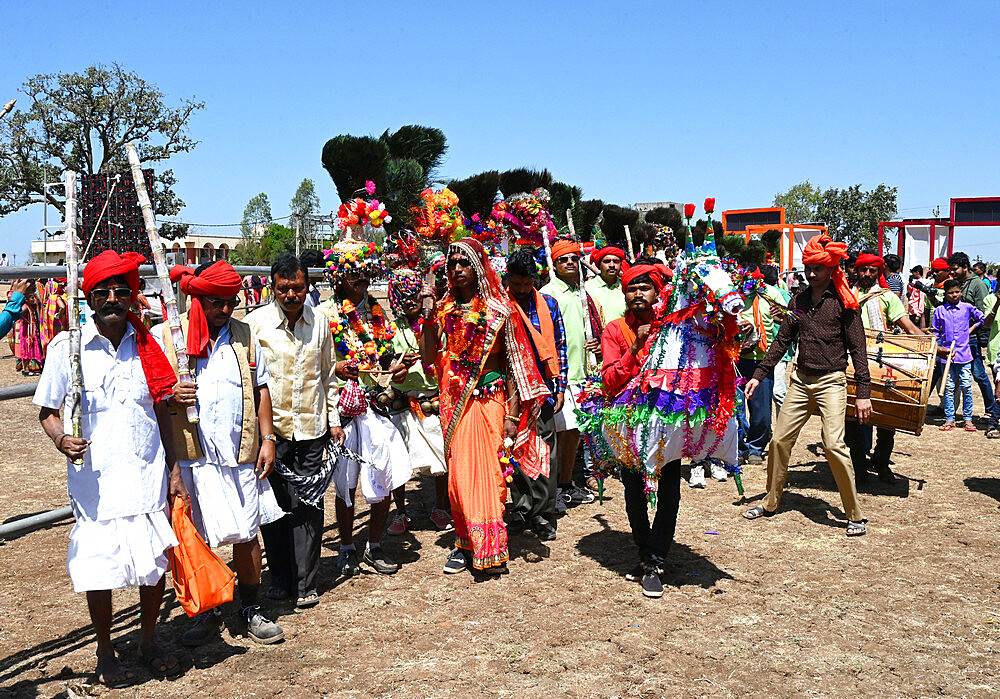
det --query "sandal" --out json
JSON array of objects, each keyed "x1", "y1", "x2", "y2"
[
  {"x1": 95, "y1": 654, "x2": 135, "y2": 689},
  {"x1": 986, "y1": 427, "x2": 1000, "y2": 439},
  {"x1": 939, "y1": 422, "x2": 955, "y2": 431},
  {"x1": 139, "y1": 644, "x2": 182, "y2": 679},
  {"x1": 742, "y1": 505, "x2": 774, "y2": 520},
  {"x1": 846, "y1": 521, "x2": 867, "y2": 537},
  {"x1": 964, "y1": 423, "x2": 978, "y2": 432}
]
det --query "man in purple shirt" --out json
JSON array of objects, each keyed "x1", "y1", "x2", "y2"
[{"x1": 932, "y1": 279, "x2": 986, "y2": 430}]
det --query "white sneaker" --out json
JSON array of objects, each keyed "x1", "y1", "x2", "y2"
[
  {"x1": 689, "y1": 464, "x2": 706, "y2": 488},
  {"x1": 709, "y1": 463, "x2": 728, "y2": 482}
]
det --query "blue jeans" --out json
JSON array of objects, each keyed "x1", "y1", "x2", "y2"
[
  {"x1": 737, "y1": 358, "x2": 773, "y2": 459},
  {"x1": 970, "y1": 335, "x2": 1000, "y2": 422},
  {"x1": 943, "y1": 362, "x2": 974, "y2": 422}
]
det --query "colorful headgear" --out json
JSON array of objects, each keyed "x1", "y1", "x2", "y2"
[
  {"x1": 802, "y1": 234, "x2": 859, "y2": 309},
  {"x1": 387, "y1": 268, "x2": 423, "y2": 313},
  {"x1": 169, "y1": 260, "x2": 243, "y2": 358},
  {"x1": 82, "y1": 249, "x2": 145, "y2": 301},
  {"x1": 413, "y1": 187, "x2": 467, "y2": 242},
  {"x1": 490, "y1": 188, "x2": 557, "y2": 247},
  {"x1": 931, "y1": 257, "x2": 950, "y2": 272}
]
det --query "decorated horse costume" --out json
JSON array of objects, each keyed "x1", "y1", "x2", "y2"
[{"x1": 599, "y1": 226, "x2": 746, "y2": 500}]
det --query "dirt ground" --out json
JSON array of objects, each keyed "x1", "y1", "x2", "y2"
[{"x1": 2, "y1": 287, "x2": 1000, "y2": 698}]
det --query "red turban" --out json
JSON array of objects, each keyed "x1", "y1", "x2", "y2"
[
  {"x1": 170, "y1": 260, "x2": 243, "y2": 358},
  {"x1": 590, "y1": 246, "x2": 628, "y2": 267},
  {"x1": 550, "y1": 239, "x2": 581, "y2": 261},
  {"x1": 750, "y1": 267, "x2": 765, "y2": 281},
  {"x1": 622, "y1": 263, "x2": 670, "y2": 294},
  {"x1": 81, "y1": 250, "x2": 175, "y2": 402},
  {"x1": 801, "y1": 234, "x2": 859, "y2": 310},
  {"x1": 931, "y1": 257, "x2": 950, "y2": 272},
  {"x1": 854, "y1": 253, "x2": 888, "y2": 288}
]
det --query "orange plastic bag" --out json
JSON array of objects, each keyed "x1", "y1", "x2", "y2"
[{"x1": 168, "y1": 498, "x2": 236, "y2": 617}]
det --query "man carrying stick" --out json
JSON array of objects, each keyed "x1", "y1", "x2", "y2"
[
  {"x1": 154, "y1": 260, "x2": 285, "y2": 645},
  {"x1": 34, "y1": 250, "x2": 187, "y2": 687},
  {"x1": 742, "y1": 234, "x2": 872, "y2": 537}
]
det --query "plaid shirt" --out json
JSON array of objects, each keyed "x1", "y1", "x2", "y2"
[{"x1": 519, "y1": 292, "x2": 568, "y2": 396}]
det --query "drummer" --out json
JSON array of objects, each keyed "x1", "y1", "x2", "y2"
[{"x1": 846, "y1": 252, "x2": 925, "y2": 486}]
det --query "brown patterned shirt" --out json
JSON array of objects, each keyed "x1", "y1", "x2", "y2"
[{"x1": 753, "y1": 285, "x2": 871, "y2": 399}]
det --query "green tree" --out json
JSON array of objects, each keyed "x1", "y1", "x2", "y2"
[
  {"x1": 0, "y1": 63, "x2": 204, "y2": 238},
  {"x1": 290, "y1": 178, "x2": 321, "y2": 250},
  {"x1": 816, "y1": 184, "x2": 898, "y2": 250},
  {"x1": 773, "y1": 181, "x2": 822, "y2": 223},
  {"x1": 236, "y1": 192, "x2": 273, "y2": 262}
]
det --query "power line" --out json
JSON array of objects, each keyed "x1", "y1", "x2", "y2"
[{"x1": 154, "y1": 214, "x2": 294, "y2": 228}]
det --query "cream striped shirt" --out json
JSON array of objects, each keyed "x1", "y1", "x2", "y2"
[{"x1": 245, "y1": 302, "x2": 339, "y2": 440}]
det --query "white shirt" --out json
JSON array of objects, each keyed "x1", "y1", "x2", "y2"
[
  {"x1": 151, "y1": 321, "x2": 270, "y2": 469},
  {"x1": 33, "y1": 323, "x2": 168, "y2": 522},
  {"x1": 245, "y1": 302, "x2": 340, "y2": 440}
]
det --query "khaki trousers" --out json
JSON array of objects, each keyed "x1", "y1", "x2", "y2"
[{"x1": 763, "y1": 369, "x2": 863, "y2": 522}]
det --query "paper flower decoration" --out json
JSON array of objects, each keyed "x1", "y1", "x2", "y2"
[
  {"x1": 365, "y1": 180, "x2": 377, "y2": 195},
  {"x1": 684, "y1": 203, "x2": 696, "y2": 219}
]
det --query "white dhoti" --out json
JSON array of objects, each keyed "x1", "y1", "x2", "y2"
[
  {"x1": 180, "y1": 463, "x2": 285, "y2": 548},
  {"x1": 334, "y1": 411, "x2": 413, "y2": 506},
  {"x1": 66, "y1": 508, "x2": 178, "y2": 593},
  {"x1": 390, "y1": 410, "x2": 447, "y2": 476}
]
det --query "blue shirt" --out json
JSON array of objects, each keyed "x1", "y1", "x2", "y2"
[
  {"x1": 518, "y1": 292, "x2": 568, "y2": 397},
  {"x1": 0, "y1": 291, "x2": 25, "y2": 340},
  {"x1": 932, "y1": 300, "x2": 985, "y2": 364}
]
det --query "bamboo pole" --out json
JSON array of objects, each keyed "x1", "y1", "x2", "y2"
[
  {"x1": 937, "y1": 341, "x2": 956, "y2": 398},
  {"x1": 540, "y1": 223, "x2": 556, "y2": 285},
  {"x1": 126, "y1": 143, "x2": 199, "y2": 423},
  {"x1": 566, "y1": 209, "x2": 598, "y2": 375},
  {"x1": 64, "y1": 170, "x2": 84, "y2": 465},
  {"x1": 623, "y1": 224, "x2": 636, "y2": 263}
]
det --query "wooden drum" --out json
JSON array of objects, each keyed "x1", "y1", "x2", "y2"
[{"x1": 846, "y1": 330, "x2": 938, "y2": 436}]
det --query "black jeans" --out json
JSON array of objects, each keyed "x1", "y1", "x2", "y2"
[
  {"x1": 261, "y1": 434, "x2": 328, "y2": 597},
  {"x1": 509, "y1": 401, "x2": 559, "y2": 528},
  {"x1": 844, "y1": 420, "x2": 895, "y2": 474},
  {"x1": 621, "y1": 459, "x2": 681, "y2": 568}
]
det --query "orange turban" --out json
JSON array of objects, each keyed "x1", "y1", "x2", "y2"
[
  {"x1": 550, "y1": 239, "x2": 581, "y2": 260},
  {"x1": 802, "y1": 234, "x2": 858, "y2": 309}
]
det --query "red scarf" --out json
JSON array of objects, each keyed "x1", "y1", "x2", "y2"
[
  {"x1": 82, "y1": 250, "x2": 175, "y2": 402},
  {"x1": 170, "y1": 261, "x2": 243, "y2": 358}
]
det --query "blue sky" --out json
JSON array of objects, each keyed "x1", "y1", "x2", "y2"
[{"x1": 2, "y1": 0, "x2": 999, "y2": 263}]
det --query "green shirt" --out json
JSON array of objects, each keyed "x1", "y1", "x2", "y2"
[
  {"x1": 854, "y1": 287, "x2": 906, "y2": 331},
  {"x1": 540, "y1": 276, "x2": 598, "y2": 385},
  {"x1": 390, "y1": 325, "x2": 437, "y2": 393},
  {"x1": 739, "y1": 285, "x2": 786, "y2": 361},
  {"x1": 585, "y1": 275, "x2": 626, "y2": 322}
]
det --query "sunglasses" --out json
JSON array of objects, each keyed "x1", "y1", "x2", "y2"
[
  {"x1": 90, "y1": 286, "x2": 130, "y2": 301},
  {"x1": 203, "y1": 296, "x2": 240, "y2": 309},
  {"x1": 447, "y1": 258, "x2": 472, "y2": 269},
  {"x1": 556, "y1": 255, "x2": 580, "y2": 264}
]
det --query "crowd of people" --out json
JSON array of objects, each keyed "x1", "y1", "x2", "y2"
[{"x1": 6, "y1": 215, "x2": 1000, "y2": 688}]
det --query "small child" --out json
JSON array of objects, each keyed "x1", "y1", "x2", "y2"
[{"x1": 932, "y1": 279, "x2": 986, "y2": 431}]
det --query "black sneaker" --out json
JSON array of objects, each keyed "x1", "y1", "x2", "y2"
[
  {"x1": 337, "y1": 548, "x2": 360, "y2": 578},
  {"x1": 243, "y1": 606, "x2": 284, "y2": 645},
  {"x1": 531, "y1": 519, "x2": 557, "y2": 541},
  {"x1": 568, "y1": 483, "x2": 596, "y2": 505},
  {"x1": 624, "y1": 563, "x2": 644, "y2": 582},
  {"x1": 180, "y1": 609, "x2": 222, "y2": 647},
  {"x1": 641, "y1": 569, "x2": 664, "y2": 598},
  {"x1": 363, "y1": 546, "x2": 399, "y2": 575},
  {"x1": 443, "y1": 548, "x2": 469, "y2": 574}
]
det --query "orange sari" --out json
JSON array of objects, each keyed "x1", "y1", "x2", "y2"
[{"x1": 435, "y1": 240, "x2": 550, "y2": 570}]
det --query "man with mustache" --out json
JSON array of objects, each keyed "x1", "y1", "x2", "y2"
[{"x1": 34, "y1": 250, "x2": 187, "y2": 687}]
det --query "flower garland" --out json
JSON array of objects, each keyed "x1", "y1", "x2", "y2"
[
  {"x1": 413, "y1": 188, "x2": 468, "y2": 242},
  {"x1": 328, "y1": 297, "x2": 396, "y2": 370},
  {"x1": 438, "y1": 296, "x2": 490, "y2": 399}
]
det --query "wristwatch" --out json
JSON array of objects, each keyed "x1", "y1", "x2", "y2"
[{"x1": 262, "y1": 434, "x2": 277, "y2": 442}]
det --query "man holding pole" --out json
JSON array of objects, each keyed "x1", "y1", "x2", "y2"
[
  {"x1": 154, "y1": 260, "x2": 285, "y2": 645},
  {"x1": 34, "y1": 250, "x2": 187, "y2": 686},
  {"x1": 540, "y1": 238, "x2": 604, "y2": 507}
]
